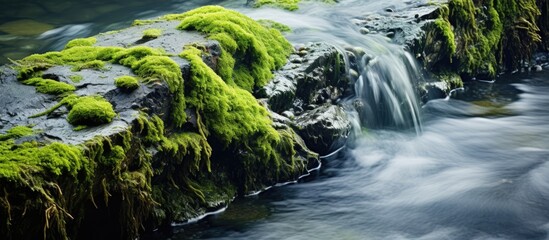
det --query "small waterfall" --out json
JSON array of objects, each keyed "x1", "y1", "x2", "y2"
[
  {"x1": 348, "y1": 47, "x2": 423, "y2": 134},
  {"x1": 241, "y1": 1, "x2": 424, "y2": 135}
]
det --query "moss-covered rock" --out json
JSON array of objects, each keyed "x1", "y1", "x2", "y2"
[
  {"x1": 357, "y1": 0, "x2": 544, "y2": 79},
  {"x1": 160, "y1": 6, "x2": 293, "y2": 91},
  {"x1": 423, "y1": 0, "x2": 542, "y2": 78},
  {"x1": 0, "y1": 5, "x2": 319, "y2": 240},
  {"x1": 181, "y1": 45, "x2": 307, "y2": 192}
]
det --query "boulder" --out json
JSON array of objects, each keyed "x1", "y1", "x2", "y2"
[
  {"x1": 262, "y1": 42, "x2": 350, "y2": 114},
  {"x1": 0, "y1": 6, "x2": 317, "y2": 240},
  {"x1": 293, "y1": 104, "x2": 352, "y2": 155}
]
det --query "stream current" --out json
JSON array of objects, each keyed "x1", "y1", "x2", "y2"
[{"x1": 2, "y1": 0, "x2": 549, "y2": 239}]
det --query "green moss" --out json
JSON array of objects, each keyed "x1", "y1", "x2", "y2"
[
  {"x1": 64, "y1": 37, "x2": 97, "y2": 49},
  {"x1": 253, "y1": 0, "x2": 300, "y2": 11},
  {"x1": 436, "y1": 72, "x2": 464, "y2": 89},
  {"x1": 433, "y1": 0, "x2": 541, "y2": 77},
  {"x1": 2, "y1": 8, "x2": 310, "y2": 237},
  {"x1": 115, "y1": 76, "x2": 140, "y2": 91},
  {"x1": 494, "y1": 0, "x2": 541, "y2": 70},
  {"x1": 181, "y1": 45, "x2": 303, "y2": 192},
  {"x1": 15, "y1": 44, "x2": 187, "y2": 127},
  {"x1": 71, "y1": 59, "x2": 106, "y2": 71},
  {"x1": 129, "y1": 55, "x2": 186, "y2": 127},
  {"x1": 163, "y1": 132, "x2": 212, "y2": 172},
  {"x1": 251, "y1": 0, "x2": 337, "y2": 10},
  {"x1": 0, "y1": 126, "x2": 34, "y2": 141},
  {"x1": 257, "y1": 19, "x2": 292, "y2": 32},
  {"x1": 112, "y1": 46, "x2": 165, "y2": 66},
  {"x1": 434, "y1": 18, "x2": 456, "y2": 58},
  {"x1": 14, "y1": 45, "x2": 124, "y2": 79},
  {"x1": 0, "y1": 141, "x2": 86, "y2": 180},
  {"x1": 446, "y1": 0, "x2": 503, "y2": 77},
  {"x1": 67, "y1": 96, "x2": 116, "y2": 126},
  {"x1": 23, "y1": 77, "x2": 76, "y2": 95},
  {"x1": 135, "y1": 113, "x2": 215, "y2": 203},
  {"x1": 537, "y1": 0, "x2": 549, "y2": 50},
  {"x1": 142, "y1": 28, "x2": 162, "y2": 39},
  {"x1": 163, "y1": 6, "x2": 292, "y2": 91},
  {"x1": 69, "y1": 75, "x2": 83, "y2": 83}
]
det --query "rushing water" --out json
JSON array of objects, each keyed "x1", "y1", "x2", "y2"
[
  {"x1": 3, "y1": 0, "x2": 549, "y2": 239},
  {"x1": 174, "y1": 72, "x2": 549, "y2": 240}
]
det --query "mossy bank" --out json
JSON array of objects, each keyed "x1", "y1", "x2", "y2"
[
  {"x1": 425, "y1": 0, "x2": 549, "y2": 80},
  {"x1": 0, "y1": 6, "x2": 319, "y2": 240},
  {"x1": 356, "y1": 0, "x2": 548, "y2": 90}
]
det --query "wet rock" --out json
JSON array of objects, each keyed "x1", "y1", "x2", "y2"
[
  {"x1": 418, "y1": 73, "x2": 463, "y2": 103},
  {"x1": 95, "y1": 21, "x2": 209, "y2": 55},
  {"x1": 0, "y1": 9, "x2": 324, "y2": 239},
  {"x1": 263, "y1": 75, "x2": 297, "y2": 113},
  {"x1": 265, "y1": 42, "x2": 349, "y2": 115},
  {"x1": 293, "y1": 104, "x2": 352, "y2": 155},
  {"x1": 360, "y1": 27, "x2": 370, "y2": 34},
  {"x1": 0, "y1": 61, "x2": 169, "y2": 145},
  {"x1": 354, "y1": 3, "x2": 441, "y2": 53}
]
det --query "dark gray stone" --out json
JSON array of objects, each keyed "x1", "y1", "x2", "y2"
[
  {"x1": 293, "y1": 104, "x2": 351, "y2": 155},
  {"x1": 353, "y1": 3, "x2": 441, "y2": 54},
  {"x1": 264, "y1": 42, "x2": 350, "y2": 114}
]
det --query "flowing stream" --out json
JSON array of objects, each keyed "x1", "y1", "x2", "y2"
[{"x1": 2, "y1": 0, "x2": 549, "y2": 239}]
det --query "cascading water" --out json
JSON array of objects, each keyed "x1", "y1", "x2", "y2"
[
  {"x1": 241, "y1": 1, "x2": 424, "y2": 136},
  {"x1": 172, "y1": 2, "x2": 549, "y2": 240},
  {"x1": 351, "y1": 48, "x2": 423, "y2": 134}
]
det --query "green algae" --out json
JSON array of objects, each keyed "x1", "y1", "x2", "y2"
[
  {"x1": 67, "y1": 96, "x2": 116, "y2": 126},
  {"x1": 495, "y1": 0, "x2": 541, "y2": 70},
  {"x1": 115, "y1": 76, "x2": 140, "y2": 91},
  {"x1": 537, "y1": 0, "x2": 549, "y2": 50},
  {"x1": 142, "y1": 28, "x2": 162, "y2": 39},
  {"x1": 23, "y1": 77, "x2": 76, "y2": 95},
  {"x1": 163, "y1": 6, "x2": 292, "y2": 91},
  {"x1": 436, "y1": 72, "x2": 464, "y2": 89}
]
